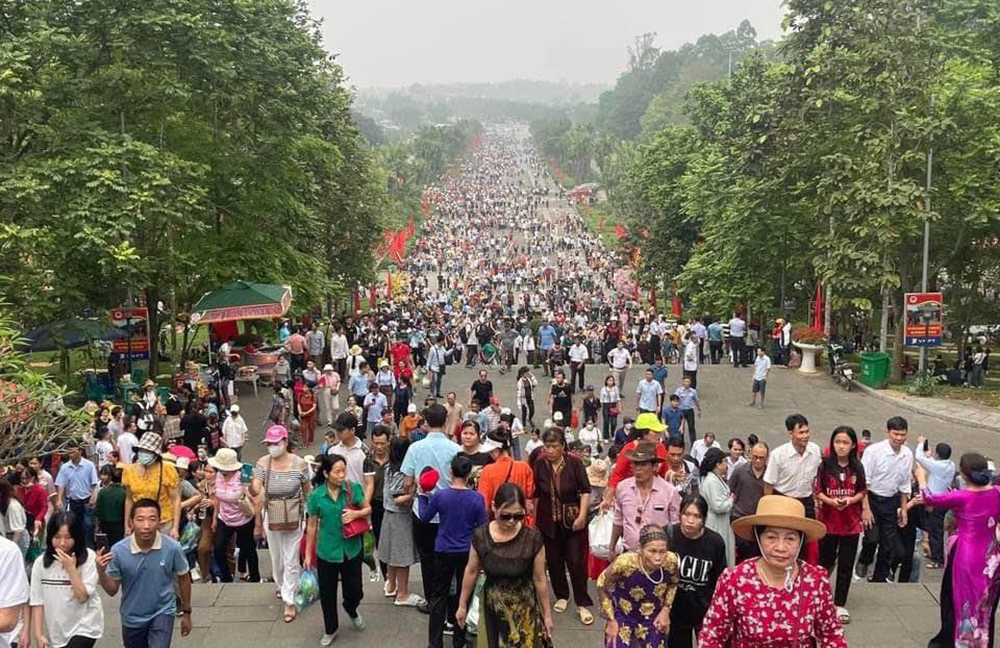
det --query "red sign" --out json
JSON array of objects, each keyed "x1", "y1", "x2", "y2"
[
  {"x1": 904, "y1": 292, "x2": 944, "y2": 347},
  {"x1": 109, "y1": 307, "x2": 150, "y2": 359}
]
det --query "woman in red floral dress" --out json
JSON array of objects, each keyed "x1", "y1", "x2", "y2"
[{"x1": 698, "y1": 496, "x2": 847, "y2": 648}]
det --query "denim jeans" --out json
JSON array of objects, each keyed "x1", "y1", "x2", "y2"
[{"x1": 122, "y1": 613, "x2": 174, "y2": 648}]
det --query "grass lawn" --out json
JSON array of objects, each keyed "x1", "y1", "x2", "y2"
[{"x1": 579, "y1": 202, "x2": 619, "y2": 251}]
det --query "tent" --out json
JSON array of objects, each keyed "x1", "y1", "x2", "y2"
[
  {"x1": 18, "y1": 318, "x2": 127, "y2": 353},
  {"x1": 190, "y1": 281, "x2": 292, "y2": 325}
]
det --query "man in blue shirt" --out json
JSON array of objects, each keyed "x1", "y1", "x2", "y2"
[
  {"x1": 98, "y1": 498, "x2": 192, "y2": 648},
  {"x1": 661, "y1": 394, "x2": 684, "y2": 441},
  {"x1": 55, "y1": 440, "x2": 99, "y2": 547},
  {"x1": 914, "y1": 435, "x2": 956, "y2": 568},
  {"x1": 537, "y1": 321, "x2": 557, "y2": 377},
  {"x1": 402, "y1": 404, "x2": 460, "y2": 612},
  {"x1": 648, "y1": 357, "x2": 669, "y2": 389},
  {"x1": 707, "y1": 319, "x2": 724, "y2": 364},
  {"x1": 673, "y1": 376, "x2": 701, "y2": 445}
]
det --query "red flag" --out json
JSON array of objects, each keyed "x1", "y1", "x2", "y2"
[
  {"x1": 352, "y1": 289, "x2": 361, "y2": 314},
  {"x1": 369, "y1": 284, "x2": 377, "y2": 310},
  {"x1": 614, "y1": 224, "x2": 627, "y2": 239},
  {"x1": 813, "y1": 282, "x2": 824, "y2": 332},
  {"x1": 672, "y1": 294, "x2": 683, "y2": 317}
]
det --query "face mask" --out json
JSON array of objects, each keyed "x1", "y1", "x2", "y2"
[
  {"x1": 137, "y1": 451, "x2": 156, "y2": 466},
  {"x1": 267, "y1": 443, "x2": 286, "y2": 459}
]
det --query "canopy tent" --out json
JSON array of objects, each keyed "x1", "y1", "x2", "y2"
[
  {"x1": 17, "y1": 318, "x2": 127, "y2": 353},
  {"x1": 190, "y1": 281, "x2": 292, "y2": 325}
]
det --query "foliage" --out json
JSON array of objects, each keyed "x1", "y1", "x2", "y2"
[
  {"x1": 904, "y1": 371, "x2": 939, "y2": 397},
  {"x1": 0, "y1": 307, "x2": 89, "y2": 461},
  {"x1": 791, "y1": 326, "x2": 828, "y2": 345},
  {"x1": 0, "y1": 0, "x2": 388, "y2": 378}
]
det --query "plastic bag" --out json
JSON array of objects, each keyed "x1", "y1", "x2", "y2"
[
  {"x1": 589, "y1": 511, "x2": 614, "y2": 559},
  {"x1": 362, "y1": 530, "x2": 375, "y2": 571},
  {"x1": 179, "y1": 523, "x2": 201, "y2": 553},
  {"x1": 295, "y1": 569, "x2": 320, "y2": 612},
  {"x1": 465, "y1": 573, "x2": 486, "y2": 635}
]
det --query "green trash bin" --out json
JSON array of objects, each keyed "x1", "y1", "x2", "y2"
[{"x1": 860, "y1": 352, "x2": 890, "y2": 389}]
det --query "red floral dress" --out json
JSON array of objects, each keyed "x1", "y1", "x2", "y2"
[{"x1": 698, "y1": 560, "x2": 847, "y2": 648}]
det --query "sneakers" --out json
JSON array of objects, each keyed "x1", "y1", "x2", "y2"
[
  {"x1": 351, "y1": 614, "x2": 366, "y2": 631},
  {"x1": 320, "y1": 631, "x2": 338, "y2": 646},
  {"x1": 443, "y1": 621, "x2": 455, "y2": 636},
  {"x1": 368, "y1": 570, "x2": 380, "y2": 582}
]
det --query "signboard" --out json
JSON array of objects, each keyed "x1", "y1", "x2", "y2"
[
  {"x1": 904, "y1": 292, "x2": 943, "y2": 347},
  {"x1": 109, "y1": 307, "x2": 150, "y2": 359}
]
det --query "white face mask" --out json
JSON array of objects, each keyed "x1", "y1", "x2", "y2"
[
  {"x1": 137, "y1": 451, "x2": 156, "y2": 466},
  {"x1": 267, "y1": 443, "x2": 286, "y2": 459}
]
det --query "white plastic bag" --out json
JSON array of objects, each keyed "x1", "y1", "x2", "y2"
[
  {"x1": 466, "y1": 574, "x2": 486, "y2": 635},
  {"x1": 589, "y1": 511, "x2": 614, "y2": 559}
]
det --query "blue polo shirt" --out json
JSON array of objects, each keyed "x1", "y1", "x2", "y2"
[
  {"x1": 661, "y1": 406, "x2": 684, "y2": 437},
  {"x1": 54, "y1": 458, "x2": 99, "y2": 501},
  {"x1": 538, "y1": 325, "x2": 556, "y2": 350},
  {"x1": 106, "y1": 533, "x2": 188, "y2": 627},
  {"x1": 401, "y1": 431, "x2": 460, "y2": 523},
  {"x1": 648, "y1": 364, "x2": 668, "y2": 384}
]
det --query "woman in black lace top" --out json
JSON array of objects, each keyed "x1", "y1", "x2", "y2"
[{"x1": 456, "y1": 483, "x2": 554, "y2": 647}]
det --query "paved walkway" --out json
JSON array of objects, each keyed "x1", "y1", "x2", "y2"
[
  {"x1": 852, "y1": 380, "x2": 1000, "y2": 432},
  {"x1": 89, "y1": 359, "x2": 998, "y2": 646}
]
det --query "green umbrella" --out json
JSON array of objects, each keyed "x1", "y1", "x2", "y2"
[{"x1": 190, "y1": 281, "x2": 292, "y2": 325}]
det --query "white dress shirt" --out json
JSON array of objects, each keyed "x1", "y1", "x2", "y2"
[
  {"x1": 569, "y1": 343, "x2": 589, "y2": 363},
  {"x1": 763, "y1": 441, "x2": 822, "y2": 498},
  {"x1": 862, "y1": 439, "x2": 915, "y2": 497},
  {"x1": 691, "y1": 439, "x2": 723, "y2": 465}
]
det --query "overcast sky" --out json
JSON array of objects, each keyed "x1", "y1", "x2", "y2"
[{"x1": 309, "y1": 0, "x2": 787, "y2": 89}]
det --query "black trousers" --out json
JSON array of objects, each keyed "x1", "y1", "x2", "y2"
[
  {"x1": 521, "y1": 397, "x2": 535, "y2": 428},
  {"x1": 730, "y1": 337, "x2": 746, "y2": 367},
  {"x1": 542, "y1": 526, "x2": 593, "y2": 607},
  {"x1": 819, "y1": 533, "x2": 860, "y2": 607},
  {"x1": 925, "y1": 505, "x2": 947, "y2": 564},
  {"x1": 370, "y1": 499, "x2": 388, "y2": 578},
  {"x1": 682, "y1": 409, "x2": 696, "y2": 445},
  {"x1": 709, "y1": 341, "x2": 722, "y2": 364},
  {"x1": 866, "y1": 494, "x2": 905, "y2": 582},
  {"x1": 570, "y1": 361, "x2": 585, "y2": 391},
  {"x1": 317, "y1": 554, "x2": 364, "y2": 635},
  {"x1": 429, "y1": 551, "x2": 468, "y2": 648},
  {"x1": 667, "y1": 626, "x2": 699, "y2": 648},
  {"x1": 214, "y1": 518, "x2": 259, "y2": 582},
  {"x1": 413, "y1": 517, "x2": 439, "y2": 598}
]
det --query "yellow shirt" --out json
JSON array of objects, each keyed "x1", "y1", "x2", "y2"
[{"x1": 123, "y1": 461, "x2": 179, "y2": 523}]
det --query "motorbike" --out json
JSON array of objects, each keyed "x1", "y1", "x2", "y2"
[{"x1": 827, "y1": 342, "x2": 854, "y2": 391}]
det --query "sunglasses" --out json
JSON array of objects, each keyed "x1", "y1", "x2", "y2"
[{"x1": 497, "y1": 513, "x2": 526, "y2": 522}]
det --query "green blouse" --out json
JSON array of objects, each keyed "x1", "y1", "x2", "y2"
[{"x1": 306, "y1": 480, "x2": 364, "y2": 563}]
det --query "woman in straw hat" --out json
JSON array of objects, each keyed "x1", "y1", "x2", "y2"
[
  {"x1": 698, "y1": 495, "x2": 847, "y2": 647},
  {"x1": 208, "y1": 448, "x2": 260, "y2": 583}
]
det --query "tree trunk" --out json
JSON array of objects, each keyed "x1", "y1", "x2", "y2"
[
  {"x1": 144, "y1": 288, "x2": 161, "y2": 381},
  {"x1": 879, "y1": 285, "x2": 890, "y2": 353}
]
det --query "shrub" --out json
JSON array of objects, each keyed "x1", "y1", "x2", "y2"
[{"x1": 792, "y1": 326, "x2": 828, "y2": 345}]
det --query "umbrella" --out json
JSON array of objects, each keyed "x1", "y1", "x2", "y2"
[
  {"x1": 190, "y1": 281, "x2": 292, "y2": 325},
  {"x1": 17, "y1": 318, "x2": 127, "y2": 353}
]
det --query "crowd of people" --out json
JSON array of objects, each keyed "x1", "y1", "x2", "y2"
[{"x1": 1, "y1": 126, "x2": 998, "y2": 648}]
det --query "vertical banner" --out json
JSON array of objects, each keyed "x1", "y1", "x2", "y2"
[
  {"x1": 369, "y1": 285, "x2": 377, "y2": 310},
  {"x1": 904, "y1": 292, "x2": 943, "y2": 346},
  {"x1": 109, "y1": 307, "x2": 150, "y2": 359},
  {"x1": 352, "y1": 289, "x2": 361, "y2": 314}
]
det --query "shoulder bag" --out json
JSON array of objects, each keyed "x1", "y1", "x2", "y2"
[
  {"x1": 265, "y1": 456, "x2": 303, "y2": 532},
  {"x1": 341, "y1": 482, "x2": 371, "y2": 539}
]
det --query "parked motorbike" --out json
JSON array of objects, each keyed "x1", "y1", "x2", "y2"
[{"x1": 827, "y1": 342, "x2": 854, "y2": 391}]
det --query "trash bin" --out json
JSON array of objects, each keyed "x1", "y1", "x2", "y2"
[{"x1": 860, "y1": 352, "x2": 890, "y2": 389}]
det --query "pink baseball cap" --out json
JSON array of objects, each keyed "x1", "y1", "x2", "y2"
[{"x1": 263, "y1": 425, "x2": 289, "y2": 445}]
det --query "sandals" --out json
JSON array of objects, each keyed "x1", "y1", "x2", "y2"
[
  {"x1": 393, "y1": 593, "x2": 426, "y2": 607},
  {"x1": 925, "y1": 561, "x2": 943, "y2": 570},
  {"x1": 578, "y1": 607, "x2": 594, "y2": 625},
  {"x1": 553, "y1": 599, "x2": 568, "y2": 613},
  {"x1": 283, "y1": 605, "x2": 296, "y2": 623},
  {"x1": 836, "y1": 606, "x2": 850, "y2": 624}
]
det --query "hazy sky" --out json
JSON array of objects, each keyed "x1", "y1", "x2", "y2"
[{"x1": 309, "y1": 0, "x2": 787, "y2": 88}]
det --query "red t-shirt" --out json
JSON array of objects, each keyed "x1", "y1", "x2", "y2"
[{"x1": 814, "y1": 464, "x2": 865, "y2": 536}]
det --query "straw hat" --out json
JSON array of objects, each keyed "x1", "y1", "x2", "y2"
[
  {"x1": 732, "y1": 495, "x2": 827, "y2": 542},
  {"x1": 161, "y1": 452, "x2": 177, "y2": 466},
  {"x1": 587, "y1": 459, "x2": 609, "y2": 488},
  {"x1": 349, "y1": 345, "x2": 362, "y2": 356},
  {"x1": 208, "y1": 448, "x2": 242, "y2": 472}
]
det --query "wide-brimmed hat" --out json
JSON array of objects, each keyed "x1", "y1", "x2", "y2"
[
  {"x1": 263, "y1": 425, "x2": 288, "y2": 445},
  {"x1": 349, "y1": 345, "x2": 362, "y2": 356},
  {"x1": 625, "y1": 442, "x2": 664, "y2": 464},
  {"x1": 587, "y1": 459, "x2": 609, "y2": 487},
  {"x1": 161, "y1": 452, "x2": 177, "y2": 466},
  {"x1": 634, "y1": 412, "x2": 666, "y2": 433},
  {"x1": 135, "y1": 432, "x2": 163, "y2": 456},
  {"x1": 208, "y1": 448, "x2": 242, "y2": 472},
  {"x1": 144, "y1": 379, "x2": 156, "y2": 388},
  {"x1": 323, "y1": 364, "x2": 335, "y2": 372},
  {"x1": 732, "y1": 495, "x2": 827, "y2": 542}
]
